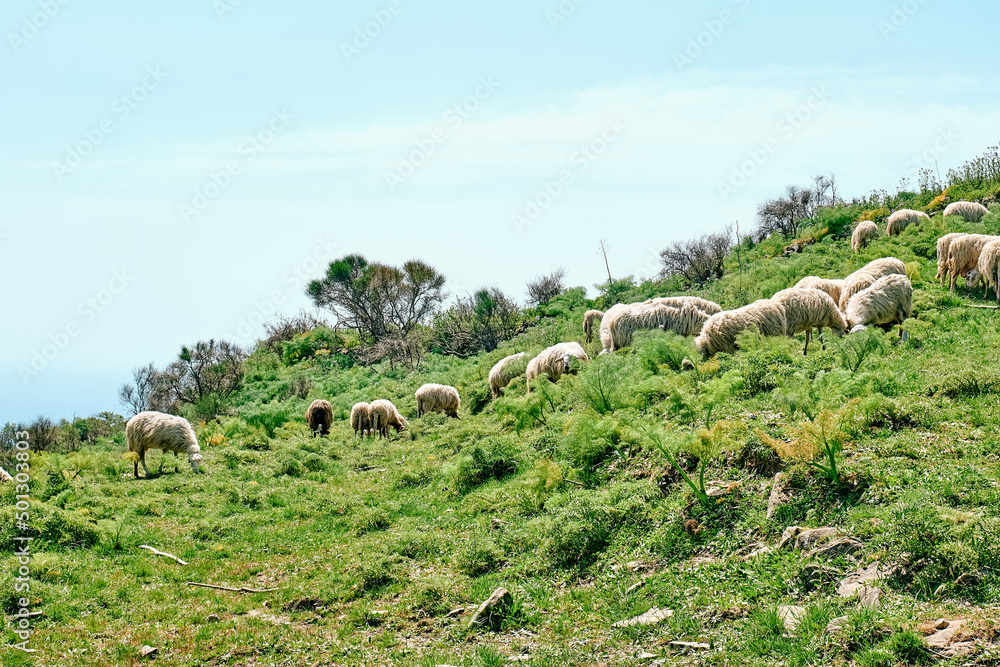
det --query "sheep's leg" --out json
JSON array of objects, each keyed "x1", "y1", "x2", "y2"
[
  {"x1": 818, "y1": 326, "x2": 826, "y2": 351},
  {"x1": 158, "y1": 452, "x2": 166, "y2": 475},
  {"x1": 140, "y1": 450, "x2": 150, "y2": 477},
  {"x1": 803, "y1": 329, "x2": 810, "y2": 356},
  {"x1": 174, "y1": 450, "x2": 180, "y2": 473},
  {"x1": 134, "y1": 456, "x2": 139, "y2": 478}
]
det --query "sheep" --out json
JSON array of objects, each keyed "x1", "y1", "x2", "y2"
[
  {"x1": 694, "y1": 299, "x2": 786, "y2": 358},
  {"x1": 794, "y1": 276, "x2": 845, "y2": 306},
  {"x1": 0, "y1": 467, "x2": 13, "y2": 483},
  {"x1": 416, "y1": 383, "x2": 461, "y2": 418},
  {"x1": 837, "y1": 257, "x2": 906, "y2": 311},
  {"x1": 886, "y1": 209, "x2": 930, "y2": 236},
  {"x1": 306, "y1": 399, "x2": 333, "y2": 437},
  {"x1": 583, "y1": 309, "x2": 604, "y2": 343},
  {"x1": 647, "y1": 296, "x2": 722, "y2": 315},
  {"x1": 851, "y1": 220, "x2": 880, "y2": 252},
  {"x1": 947, "y1": 234, "x2": 1000, "y2": 292},
  {"x1": 526, "y1": 341, "x2": 589, "y2": 392},
  {"x1": 844, "y1": 274, "x2": 913, "y2": 337},
  {"x1": 602, "y1": 302, "x2": 710, "y2": 352},
  {"x1": 350, "y1": 401, "x2": 371, "y2": 437},
  {"x1": 126, "y1": 411, "x2": 202, "y2": 478},
  {"x1": 936, "y1": 232, "x2": 966, "y2": 287},
  {"x1": 489, "y1": 352, "x2": 527, "y2": 398},
  {"x1": 368, "y1": 399, "x2": 408, "y2": 439},
  {"x1": 973, "y1": 238, "x2": 1000, "y2": 301},
  {"x1": 771, "y1": 287, "x2": 847, "y2": 354},
  {"x1": 944, "y1": 200, "x2": 990, "y2": 223}
]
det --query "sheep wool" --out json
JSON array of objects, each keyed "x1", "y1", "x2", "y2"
[
  {"x1": 368, "y1": 399, "x2": 408, "y2": 439},
  {"x1": 944, "y1": 200, "x2": 990, "y2": 223},
  {"x1": 598, "y1": 303, "x2": 630, "y2": 353},
  {"x1": 488, "y1": 352, "x2": 527, "y2": 398},
  {"x1": 0, "y1": 467, "x2": 13, "y2": 483},
  {"x1": 694, "y1": 299, "x2": 786, "y2": 358},
  {"x1": 126, "y1": 411, "x2": 202, "y2": 478},
  {"x1": 647, "y1": 296, "x2": 722, "y2": 315},
  {"x1": 947, "y1": 234, "x2": 1000, "y2": 293},
  {"x1": 844, "y1": 274, "x2": 913, "y2": 331},
  {"x1": 851, "y1": 220, "x2": 880, "y2": 252},
  {"x1": 583, "y1": 309, "x2": 604, "y2": 343},
  {"x1": 793, "y1": 276, "x2": 845, "y2": 306},
  {"x1": 603, "y1": 302, "x2": 709, "y2": 352},
  {"x1": 350, "y1": 401, "x2": 371, "y2": 437},
  {"x1": 837, "y1": 257, "x2": 906, "y2": 311},
  {"x1": 306, "y1": 399, "x2": 333, "y2": 437},
  {"x1": 975, "y1": 238, "x2": 1000, "y2": 302},
  {"x1": 771, "y1": 287, "x2": 847, "y2": 354},
  {"x1": 416, "y1": 383, "x2": 461, "y2": 418},
  {"x1": 936, "y1": 232, "x2": 966, "y2": 287},
  {"x1": 526, "y1": 341, "x2": 589, "y2": 392},
  {"x1": 886, "y1": 209, "x2": 930, "y2": 236}
]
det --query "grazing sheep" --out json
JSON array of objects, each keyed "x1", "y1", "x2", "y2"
[
  {"x1": 416, "y1": 383, "x2": 461, "y2": 418},
  {"x1": 838, "y1": 257, "x2": 906, "y2": 311},
  {"x1": 368, "y1": 399, "x2": 408, "y2": 439},
  {"x1": 126, "y1": 411, "x2": 202, "y2": 478},
  {"x1": 602, "y1": 302, "x2": 710, "y2": 352},
  {"x1": 350, "y1": 402, "x2": 371, "y2": 437},
  {"x1": 886, "y1": 209, "x2": 930, "y2": 236},
  {"x1": 973, "y1": 238, "x2": 1000, "y2": 301},
  {"x1": 936, "y1": 232, "x2": 966, "y2": 287},
  {"x1": 526, "y1": 341, "x2": 589, "y2": 392},
  {"x1": 794, "y1": 276, "x2": 845, "y2": 306},
  {"x1": 845, "y1": 274, "x2": 913, "y2": 336},
  {"x1": 583, "y1": 309, "x2": 604, "y2": 343},
  {"x1": 947, "y1": 234, "x2": 1000, "y2": 292},
  {"x1": 694, "y1": 299, "x2": 786, "y2": 358},
  {"x1": 647, "y1": 296, "x2": 722, "y2": 315},
  {"x1": 306, "y1": 399, "x2": 333, "y2": 437},
  {"x1": 772, "y1": 287, "x2": 847, "y2": 355},
  {"x1": 944, "y1": 200, "x2": 990, "y2": 223},
  {"x1": 489, "y1": 352, "x2": 527, "y2": 398},
  {"x1": 0, "y1": 467, "x2": 13, "y2": 483},
  {"x1": 851, "y1": 221, "x2": 880, "y2": 252}
]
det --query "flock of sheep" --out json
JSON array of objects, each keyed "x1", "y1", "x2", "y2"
[{"x1": 118, "y1": 200, "x2": 994, "y2": 476}]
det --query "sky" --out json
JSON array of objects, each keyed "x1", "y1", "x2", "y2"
[{"x1": 2, "y1": 0, "x2": 999, "y2": 424}]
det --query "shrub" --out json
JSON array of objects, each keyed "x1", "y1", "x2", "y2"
[
  {"x1": 575, "y1": 353, "x2": 631, "y2": 415},
  {"x1": 526, "y1": 268, "x2": 566, "y2": 307},
  {"x1": 0, "y1": 504, "x2": 102, "y2": 553},
  {"x1": 561, "y1": 415, "x2": 638, "y2": 473},
  {"x1": 449, "y1": 443, "x2": 518, "y2": 492},
  {"x1": 633, "y1": 330, "x2": 692, "y2": 374}
]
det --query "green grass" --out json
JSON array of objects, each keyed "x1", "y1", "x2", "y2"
[{"x1": 5, "y1": 206, "x2": 1000, "y2": 665}]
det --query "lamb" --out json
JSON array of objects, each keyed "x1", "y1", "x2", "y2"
[
  {"x1": 972, "y1": 238, "x2": 1000, "y2": 301},
  {"x1": 694, "y1": 299, "x2": 786, "y2": 358},
  {"x1": 126, "y1": 411, "x2": 203, "y2": 478},
  {"x1": 526, "y1": 341, "x2": 589, "y2": 392},
  {"x1": 583, "y1": 310, "x2": 604, "y2": 343},
  {"x1": 368, "y1": 399, "x2": 408, "y2": 439},
  {"x1": 936, "y1": 232, "x2": 966, "y2": 287},
  {"x1": 838, "y1": 257, "x2": 906, "y2": 311},
  {"x1": 947, "y1": 234, "x2": 1000, "y2": 292},
  {"x1": 646, "y1": 296, "x2": 722, "y2": 315},
  {"x1": 602, "y1": 302, "x2": 710, "y2": 352},
  {"x1": 851, "y1": 220, "x2": 880, "y2": 252},
  {"x1": 886, "y1": 209, "x2": 930, "y2": 236},
  {"x1": 415, "y1": 383, "x2": 461, "y2": 418},
  {"x1": 944, "y1": 200, "x2": 990, "y2": 223},
  {"x1": 793, "y1": 276, "x2": 845, "y2": 306},
  {"x1": 771, "y1": 287, "x2": 847, "y2": 354},
  {"x1": 489, "y1": 352, "x2": 527, "y2": 398},
  {"x1": 350, "y1": 401, "x2": 371, "y2": 437},
  {"x1": 844, "y1": 274, "x2": 913, "y2": 336},
  {"x1": 306, "y1": 399, "x2": 333, "y2": 437}
]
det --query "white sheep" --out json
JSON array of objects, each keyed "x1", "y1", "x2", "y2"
[
  {"x1": 694, "y1": 299, "x2": 786, "y2": 358},
  {"x1": 526, "y1": 341, "x2": 589, "y2": 392},
  {"x1": 886, "y1": 209, "x2": 930, "y2": 236},
  {"x1": 415, "y1": 383, "x2": 461, "y2": 418},
  {"x1": 489, "y1": 352, "x2": 527, "y2": 398},
  {"x1": 602, "y1": 302, "x2": 709, "y2": 352},
  {"x1": 647, "y1": 296, "x2": 722, "y2": 315},
  {"x1": 583, "y1": 310, "x2": 604, "y2": 344},
  {"x1": 0, "y1": 467, "x2": 13, "y2": 483},
  {"x1": 838, "y1": 257, "x2": 906, "y2": 311},
  {"x1": 368, "y1": 399, "x2": 408, "y2": 439},
  {"x1": 947, "y1": 234, "x2": 1000, "y2": 293},
  {"x1": 126, "y1": 411, "x2": 203, "y2": 478},
  {"x1": 350, "y1": 402, "x2": 371, "y2": 437},
  {"x1": 306, "y1": 399, "x2": 333, "y2": 437},
  {"x1": 845, "y1": 274, "x2": 913, "y2": 336},
  {"x1": 944, "y1": 200, "x2": 990, "y2": 223},
  {"x1": 794, "y1": 276, "x2": 845, "y2": 306},
  {"x1": 936, "y1": 232, "x2": 966, "y2": 287},
  {"x1": 771, "y1": 287, "x2": 847, "y2": 354},
  {"x1": 851, "y1": 220, "x2": 880, "y2": 252},
  {"x1": 972, "y1": 238, "x2": 1000, "y2": 301}
]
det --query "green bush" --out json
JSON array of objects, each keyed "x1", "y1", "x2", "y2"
[
  {"x1": 575, "y1": 353, "x2": 632, "y2": 414},
  {"x1": 449, "y1": 442, "x2": 518, "y2": 492},
  {"x1": 0, "y1": 504, "x2": 103, "y2": 553}
]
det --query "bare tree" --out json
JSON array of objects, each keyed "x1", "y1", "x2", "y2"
[
  {"x1": 659, "y1": 225, "x2": 733, "y2": 286},
  {"x1": 755, "y1": 185, "x2": 815, "y2": 240},
  {"x1": 25, "y1": 415, "x2": 57, "y2": 452},
  {"x1": 433, "y1": 287, "x2": 525, "y2": 357},
  {"x1": 597, "y1": 240, "x2": 616, "y2": 304},
  {"x1": 526, "y1": 268, "x2": 566, "y2": 307},
  {"x1": 118, "y1": 363, "x2": 159, "y2": 416},
  {"x1": 261, "y1": 310, "x2": 331, "y2": 351},
  {"x1": 158, "y1": 340, "x2": 247, "y2": 407}
]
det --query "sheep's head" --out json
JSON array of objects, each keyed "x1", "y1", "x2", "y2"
[
  {"x1": 561, "y1": 354, "x2": 572, "y2": 374},
  {"x1": 965, "y1": 268, "x2": 983, "y2": 289}
]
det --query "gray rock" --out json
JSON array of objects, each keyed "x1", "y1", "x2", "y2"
[
  {"x1": 777, "y1": 605, "x2": 806, "y2": 633},
  {"x1": 799, "y1": 563, "x2": 838, "y2": 591},
  {"x1": 809, "y1": 536, "x2": 862, "y2": 560},
  {"x1": 857, "y1": 586, "x2": 881, "y2": 609},
  {"x1": 468, "y1": 588, "x2": 513, "y2": 630},
  {"x1": 838, "y1": 562, "x2": 883, "y2": 597},
  {"x1": 766, "y1": 473, "x2": 788, "y2": 520},
  {"x1": 138, "y1": 645, "x2": 158, "y2": 658},
  {"x1": 825, "y1": 615, "x2": 849, "y2": 635},
  {"x1": 612, "y1": 607, "x2": 674, "y2": 628},
  {"x1": 206, "y1": 613, "x2": 220, "y2": 622},
  {"x1": 794, "y1": 527, "x2": 841, "y2": 551}
]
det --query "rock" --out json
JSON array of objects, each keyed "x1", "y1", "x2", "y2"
[
  {"x1": 489, "y1": 518, "x2": 507, "y2": 533},
  {"x1": 799, "y1": 563, "x2": 837, "y2": 592},
  {"x1": 933, "y1": 618, "x2": 950, "y2": 630},
  {"x1": 739, "y1": 544, "x2": 773, "y2": 561},
  {"x1": 138, "y1": 645, "x2": 158, "y2": 658},
  {"x1": 637, "y1": 651, "x2": 658, "y2": 660},
  {"x1": 777, "y1": 605, "x2": 806, "y2": 633},
  {"x1": 838, "y1": 562, "x2": 884, "y2": 598},
  {"x1": 669, "y1": 641, "x2": 711, "y2": 650},
  {"x1": 825, "y1": 616, "x2": 849, "y2": 635},
  {"x1": 777, "y1": 526, "x2": 805, "y2": 549},
  {"x1": 794, "y1": 527, "x2": 841, "y2": 551},
  {"x1": 206, "y1": 613, "x2": 220, "y2": 622},
  {"x1": 444, "y1": 607, "x2": 464, "y2": 618},
  {"x1": 857, "y1": 586, "x2": 881, "y2": 609},
  {"x1": 612, "y1": 607, "x2": 674, "y2": 628},
  {"x1": 925, "y1": 619, "x2": 965, "y2": 649},
  {"x1": 468, "y1": 587, "x2": 513, "y2": 630},
  {"x1": 952, "y1": 567, "x2": 989, "y2": 588},
  {"x1": 809, "y1": 536, "x2": 862, "y2": 560},
  {"x1": 625, "y1": 581, "x2": 645, "y2": 594},
  {"x1": 766, "y1": 473, "x2": 788, "y2": 520}
]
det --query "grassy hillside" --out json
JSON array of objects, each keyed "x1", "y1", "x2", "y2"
[{"x1": 5, "y1": 202, "x2": 1000, "y2": 666}]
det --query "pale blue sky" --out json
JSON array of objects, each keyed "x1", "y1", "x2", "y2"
[{"x1": 2, "y1": 0, "x2": 999, "y2": 423}]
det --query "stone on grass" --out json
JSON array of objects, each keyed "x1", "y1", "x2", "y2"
[
  {"x1": 468, "y1": 587, "x2": 513, "y2": 630},
  {"x1": 612, "y1": 607, "x2": 674, "y2": 628},
  {"x1": 777, "y1": 605, "x2": 806, "y2": 633}
]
